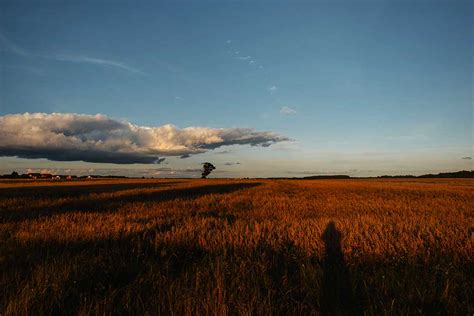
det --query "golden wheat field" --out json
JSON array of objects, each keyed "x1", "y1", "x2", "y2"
[{"x1": 0, "y1": 178, "x2": 473, "y2": 315}]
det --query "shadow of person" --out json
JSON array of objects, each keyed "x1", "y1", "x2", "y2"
[{"x1": 321, "y1": 221, "x2": 362, "y2": 316}]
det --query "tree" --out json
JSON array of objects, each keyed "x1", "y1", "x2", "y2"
[{"x1": 201, "y1": 162, "x2": 216, "y2": 179}]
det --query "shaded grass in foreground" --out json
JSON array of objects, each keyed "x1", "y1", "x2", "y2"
[
  {"x1": 1, "y1": 179, "x2": 472, "y2": 315},
  {"x1": 0, "y1": 182, "x2": 260, "y2": 223}
]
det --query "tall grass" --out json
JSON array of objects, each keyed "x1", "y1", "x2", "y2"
[{"x1": 1, "y1": 178, "x2": 472, "y2": 315}]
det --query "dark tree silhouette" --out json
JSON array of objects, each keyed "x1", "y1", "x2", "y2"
[{"x1": 201, "y1": 162, "x2": 216, "y2": 179}]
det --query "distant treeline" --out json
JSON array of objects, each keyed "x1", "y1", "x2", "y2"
[
  {"x1": 378, "y1": 170, "x2": 474, "y2": 179},
  {"x1": 267, "y1": 175, "x2": 351, "y2": 180},
  {"x1": 268, "y1": 170, "x2": 474, "y2": 180}
]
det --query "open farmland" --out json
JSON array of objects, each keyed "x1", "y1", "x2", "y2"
[{"x1": 1, "y1": 178, "x2": 473, "y2": 315}]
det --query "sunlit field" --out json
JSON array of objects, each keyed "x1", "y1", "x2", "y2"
[{"x1": 1, "y1": 178, "x2": 472, "y2": 315}]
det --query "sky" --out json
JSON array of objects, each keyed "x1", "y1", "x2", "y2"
[{"x1": 0, "y1": 0, "x2": 472, "y2": 178}]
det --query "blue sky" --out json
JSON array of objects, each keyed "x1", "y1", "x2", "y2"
[{"x1": 0, "y1": 0, "x2": 472, "y2": 177}]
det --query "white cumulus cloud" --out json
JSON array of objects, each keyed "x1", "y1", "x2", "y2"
[
  {"x1": 280, "y1": 106, "x2": 297, "y2": 115},
  {"x1": 0, "y1": 113, "x2": 289, "y2": 164},
  {"x1": 268, "y1": 85, "x2": 278, "y2": 95}
]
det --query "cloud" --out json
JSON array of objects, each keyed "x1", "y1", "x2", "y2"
[
  {"x1": 0, "y1": 64, "x2": 44, "y2": 76},
  {"x1": 224, "y1": 162, "x2": 241, "y2": 166},
  {"x1": 0, "y1": 113, "x2": 289, "y2": 164},
  {"x1": 0, "y1": 31, "x2": 143, "y2": 75},
  {"x1": 280, "y1": 106, "x2": 297, "y2": 115},
  {"x1": 0, "y1": 32, "x2": 28, "y2": 56},
  {"x1": 53, "y1": 55, "x2": 145, "y2": 75},
  {"x1": 226, "y1": 41, "x2": 264, "y2": 69},
  {"x1": 289, "y1": 170, "x2": 356, "y2": 175},
  {"x1": 461, "y1": 156, "x2": 472, "y2": 160},
  {"x1": 268, "y1": 85, "x2": 277, "y2": 94},
  {"x1": 155, "y1": 167, "x2": 200, "y2": 173},
  {"x1": 215, "y1": 150, "x2": 231, "y2": 154}
]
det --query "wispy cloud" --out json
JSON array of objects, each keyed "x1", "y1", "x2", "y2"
[
  {"x1": 0, "y1": 31, "x2": 144, "y2": 75},
  {"x1": 53, "y1": 55, "x2": 145, "y2": 75},
  {"x1": 289, "y1": 169, "x2": 358, "y2": 175},
  {"x1": 0, "y1": 32, "x2": 28, "y2": 56},
  {"x1": 280, "y1": 106, "x2": 297, "y2": 115},
  {"x1": 225, "y1": 41, "x2": 265, "y2": 69}
]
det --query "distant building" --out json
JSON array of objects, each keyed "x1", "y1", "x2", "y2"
[{"x1": 27, "y1": 173, "x2": 53, "y2": 179}]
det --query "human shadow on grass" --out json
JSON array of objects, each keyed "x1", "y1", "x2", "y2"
[
  {"x1": 0, "y1": 182, "x2": 261, "y2": 223},
  {"x1": 321, "y1": 221, "x2": 363, "y2": 316},
  {"x1": 2, "y1": 223, "x2": 460, "y2": 314}
]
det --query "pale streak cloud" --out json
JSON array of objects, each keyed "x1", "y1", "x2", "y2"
[
  {"x1": 0, "y1": 31, "x2": 144, "y2": 75},
  {"x1": 0, "y1": 32, "x2": 28, "y2": 56},
  {"x1": 53, "y1": 55, "x2": 145, "y2": 75}
]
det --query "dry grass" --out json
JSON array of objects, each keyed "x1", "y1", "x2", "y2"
[{"x1": 1, "y1": 178, "x2": 473, "y2": 315}]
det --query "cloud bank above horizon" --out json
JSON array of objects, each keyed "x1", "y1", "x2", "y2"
[{"x1": 0, "y1": 113, "x2": 289, "y2": 164}]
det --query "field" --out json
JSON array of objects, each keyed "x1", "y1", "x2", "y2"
[{"x1": 1, "y1": 178, "x2": 473, "y2": 315}]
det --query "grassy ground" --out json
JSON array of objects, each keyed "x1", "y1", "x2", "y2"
[{"x1": 1, "y1": 178, "x2": 473, "y2": 315}]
